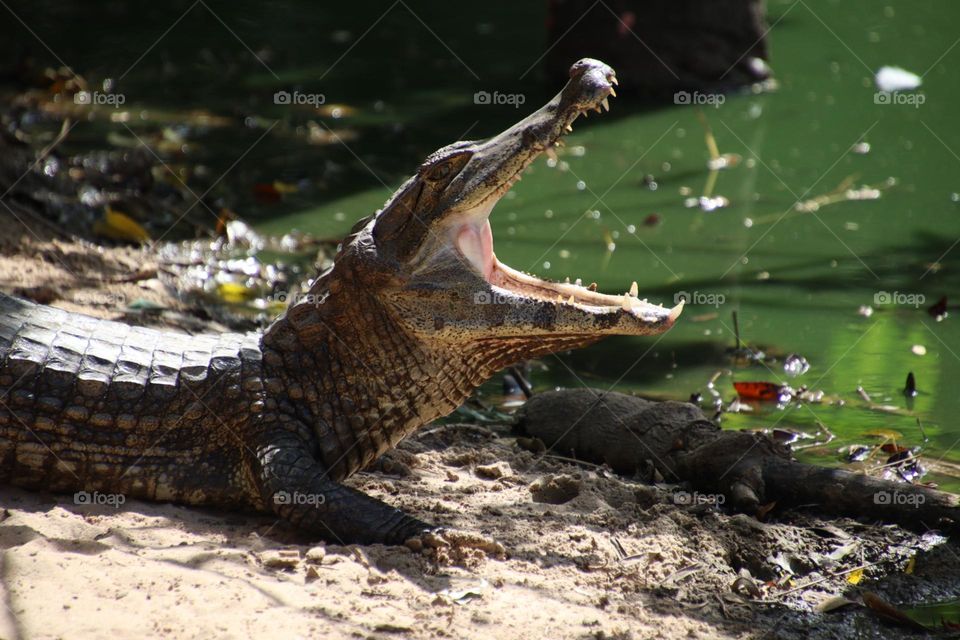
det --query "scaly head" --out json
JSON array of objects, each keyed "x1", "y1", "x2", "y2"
[{"x1": 315, "y1": 58, "x2": 682, "y2": 370}]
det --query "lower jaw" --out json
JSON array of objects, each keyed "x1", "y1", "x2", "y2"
[{"x1": 453, "y1": 211, "x2": 682, "y2": 327}]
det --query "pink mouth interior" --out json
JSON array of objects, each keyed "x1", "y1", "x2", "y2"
[
  {"x1": 456, "y1": 220, "x2": 495, "y2": 281},
  {"x1": 453, "y1": 216, "x2": 682, "y2": 325}
]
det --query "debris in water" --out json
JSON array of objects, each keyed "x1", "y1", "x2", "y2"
[
  {"x1": 904, "y1": 372, "x2": 917, "y2": 397},
  {"x1": 733, "y1": 381, "x2": 792, "y2": 403},
  {"x1": 911, "y1": 345, "x2": 926, "y2": 356},
  {"x1": 684, "y1": 195, "x2": 729, "y2": 212},
  {"x1": 858, "y1": 305, "x2": 874, "y2": 318},
  {"x1": 875, "y1": 66, "x2": 922, "y2": 92},
  {"x1": 783, "y1": 354, "x2": 810, "y2": 376},
  {"x1": 928, "y1": 296, "x2": 948, "y2": 321}
]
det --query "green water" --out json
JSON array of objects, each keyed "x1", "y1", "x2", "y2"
[{"x1": 4, "y1": 1, "x2": 959, "y2": 488}]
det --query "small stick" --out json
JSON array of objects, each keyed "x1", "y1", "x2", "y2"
[
  {"x1": 508, "y1": 366, "x2": 533, "y2": 398},
  {"x1": 758, "y1": 560, "x2": 886, "y2": 601},
  {"x1": 732, "y1": 311, "x2": 741, "y2": 351}
]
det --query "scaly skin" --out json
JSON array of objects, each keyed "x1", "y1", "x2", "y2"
[{"x1": 0, "y1": 59, "x2": 682, "y2": 546}]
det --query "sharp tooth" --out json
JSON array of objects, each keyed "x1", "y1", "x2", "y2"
[
  {"x1": 564, "y1": 276, "x2": 570, "y2": 283},
  {"x1": 611, "y1": 76, "x2": 619, "y2": 86},
  {"x1": 621, "y1": 295, "x2": 631, "y2": 311},
  {"x1": 609, "y1": 87, "x2": 617, "y2": 97},
  {"x1": 556, "y1": 294, "x2": 563, "y2": 303},
  {"x1": 629, "y1": 281, "x2": 638, "y2": 297},
  {"x1": 555, "y1": 139, "x2": 565, "y2": 147},
  {"x1": 574, "y1": 278, "x2": 582, "y2": 286},
  {"x1": 593, "y1": 106, "x2": 602, "y2": 114},
  {"x1": 601, "y1": 98, "x2": 610, "y2": 112},
  {"x1": 588, "y1": 282, "x2": 597, "y2": 291},
  {"x1": 545, "y1": 146, "x2": 558, "y2": 161},
  {"x1": 567, "y1": 295, "x2": 575, "y2": 304},
  {"x1": 564, "y1": 124, "x2": 573, "y2": 133}
]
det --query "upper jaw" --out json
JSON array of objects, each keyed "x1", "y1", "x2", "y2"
[
  {"x1": 440, "y1": 58, "x2": 619, "y2": 215},
  {"x1": 441, "y1": 58, "x2": 681, "y2": 336}
]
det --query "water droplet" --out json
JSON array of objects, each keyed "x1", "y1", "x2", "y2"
[
  {"x1": 543, "y1": 261, "x2": 551, "y2": 269},
  {"x1": 576, "y1": 180, "x2": 586, "y2": 191}
]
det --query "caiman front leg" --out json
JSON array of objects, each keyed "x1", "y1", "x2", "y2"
[
  {"x1": 249, "y1": 421, "x2": 506, "y2": 556},
  {"x1": 250, "y1": 423, "x2": 430, "y2": 545}
]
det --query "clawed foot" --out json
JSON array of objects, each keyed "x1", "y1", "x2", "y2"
[{"x1": 404, "y1": 528, "x2": 506, "y2": 563}]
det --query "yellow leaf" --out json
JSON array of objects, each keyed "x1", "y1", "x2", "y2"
[
  {"x1": 93, "y1": 206, "x2": 150, "y2": 243},
  {"x1": 846, "y1": 568, "x2": 864, "y2": 585},
  {"x1": 217, "y1": 281, "x2": 252, "y2": 303},
  {"x1": 272, "y1": 180, "x2": 299, "y2": 194}
]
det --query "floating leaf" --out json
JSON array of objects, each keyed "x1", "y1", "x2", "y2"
[{"x1": 733, "y1": 381, "x2": 786, "y2": 401}]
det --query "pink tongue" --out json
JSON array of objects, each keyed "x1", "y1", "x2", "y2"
[{"x1": 457, "y1": 220, "x2": 495, "y2": 280}]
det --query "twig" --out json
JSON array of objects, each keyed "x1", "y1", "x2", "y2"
[
  {"x1": 508, "y1": 366, "x2": 533, "y2": 398},
  {"x1": 758, "y1": 560, "x2": 886, "y2": 601},
  {"x1": 35, "y1": 118, "x2": 73, "y2": 164}
]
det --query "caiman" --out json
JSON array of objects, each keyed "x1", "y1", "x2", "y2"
[{"x1": 0, "y1": 59, "x2": 682, "y2": 547}]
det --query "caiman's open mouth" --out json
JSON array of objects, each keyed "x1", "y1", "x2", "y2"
[{"x1": 452, "y1": 60, "x2": 683, "y2": 330}]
